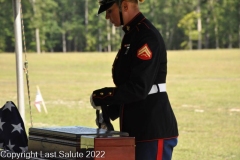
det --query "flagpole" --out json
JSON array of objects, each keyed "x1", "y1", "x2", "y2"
[{"x1": 12, "y1": 0, "x2": 25, "y2": 123}]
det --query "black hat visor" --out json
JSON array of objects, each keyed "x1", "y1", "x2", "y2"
[{"x1": 98, "y1": 2, "x2": 115, "y2": 14}]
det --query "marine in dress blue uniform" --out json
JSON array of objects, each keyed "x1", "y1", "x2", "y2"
[{"x1": 91, "y1": 0, "x2": 178, "y2": 159}]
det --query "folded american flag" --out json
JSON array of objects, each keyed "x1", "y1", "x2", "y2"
[{"x1": 0, "y1": 101, "x2": 28, "y2": 153}]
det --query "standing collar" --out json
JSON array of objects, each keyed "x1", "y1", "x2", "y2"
[{"x1": 122, "y1": 12, "x2": 145, "y2": 33}]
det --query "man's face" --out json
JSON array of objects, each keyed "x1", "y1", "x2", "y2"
[{"x1": 105, "y1": 3, "x2": 121, "y2": 27}]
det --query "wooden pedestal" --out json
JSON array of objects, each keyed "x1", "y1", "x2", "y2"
[{"x1": 28, "y1": 126, "x2": 135, "y2": 160}]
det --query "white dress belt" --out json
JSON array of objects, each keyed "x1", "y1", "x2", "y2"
[{"x1": 148, "y1": 83, "x2": 166, "y2": 95}]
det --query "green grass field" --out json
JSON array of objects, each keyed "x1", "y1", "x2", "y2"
[{"x1": 0, "y1": 49, "x2": 240, "y2": 159}]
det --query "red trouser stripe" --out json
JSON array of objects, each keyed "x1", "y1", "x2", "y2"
[{"x1": 157, "y1": 139, "x2": 164, "y2": 160}]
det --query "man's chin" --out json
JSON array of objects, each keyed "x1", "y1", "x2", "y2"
[{"x1": 113, "y1": 23, "x2": 121, "y2": 27}]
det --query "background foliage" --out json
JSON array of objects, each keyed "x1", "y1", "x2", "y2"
[{"x1": 0, "y1": 0, "x2": 240, "y2": 52}]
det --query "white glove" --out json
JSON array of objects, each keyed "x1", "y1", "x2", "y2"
[
  {"x1": 90, "y1": 94, "x2": 101, "y2": 110},
  {"x1": 95, "y1": 112, "x2": 107, "y2": 130}
]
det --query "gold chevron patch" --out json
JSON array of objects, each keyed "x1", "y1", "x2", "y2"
[{"x1": 137, "y1": 44, "x2": 152, "y2": 60}]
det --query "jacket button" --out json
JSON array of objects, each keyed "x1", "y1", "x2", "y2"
[
  {"x1": 100, "y1": 92, "x2": 104, "y2": 95},
  {"x1": 109, "y1": 92, "x2": 112, "y2": 95}
]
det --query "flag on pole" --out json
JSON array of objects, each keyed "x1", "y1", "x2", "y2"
[
  {"x1": 34, "y1": 88, "x2": 42, "y2": 112},
  {"x1": 34, "y1": 85, "x2": 48, "y2": 114}
]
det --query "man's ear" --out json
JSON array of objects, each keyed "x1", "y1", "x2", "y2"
[{"x1": 121, "y1": 1, "x2": 128, "y2": 11}]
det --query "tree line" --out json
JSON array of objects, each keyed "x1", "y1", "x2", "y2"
[{"x1": 0, "y1": 0, "x2": 240, "y2": 53}]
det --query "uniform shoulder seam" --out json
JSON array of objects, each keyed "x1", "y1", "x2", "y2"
[{"x1": 136, "y1": 19, "x2": 150, "y2": 32}]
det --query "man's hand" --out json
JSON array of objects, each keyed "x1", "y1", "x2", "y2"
[
  {"x1": 95, "y1": 111, "x2": 107, "y2": 130},
  {"x1": 90, "y1": 94, "x2": 101, "y2": 110}
]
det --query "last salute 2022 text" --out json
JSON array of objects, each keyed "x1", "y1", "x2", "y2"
[{"x1": 39, "y1": 150, "x2": 106, "y2": 159}]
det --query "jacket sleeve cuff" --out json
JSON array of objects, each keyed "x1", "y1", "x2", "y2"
[{"x1": 92, "y1": 87, "x2": 115, "y2": 106}]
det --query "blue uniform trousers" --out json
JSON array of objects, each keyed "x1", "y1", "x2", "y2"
[{"x1": 136, "y1": 138, "x2": 178, "y2": 160}]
